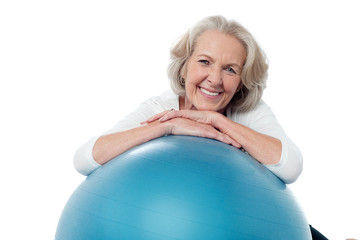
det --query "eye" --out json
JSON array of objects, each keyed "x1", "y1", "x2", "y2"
[
  {"x1": 198, "y1": 59, "x2": 209, "y2": 65},
  {"x1": 226, "y1": 67, "x2": 236, "y2": 74}
]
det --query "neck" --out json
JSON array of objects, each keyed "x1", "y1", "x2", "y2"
[
  {"x1": 178, "y1": 95, "x2": 186, "y2": 110},
  {"x1": 178, "y1": 95, "x2": 227, "y2": 115},
  {"x1": 179, "y1": 95, "x2": 196, "y2": 111}
]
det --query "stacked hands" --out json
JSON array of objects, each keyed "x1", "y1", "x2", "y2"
[{"x1": 142, "y1": 109, "x2": 242, "y2": 149}]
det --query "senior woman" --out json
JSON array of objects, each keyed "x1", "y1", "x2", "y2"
[{"x1": 74, "y1": 15, "x2": 302, "y2": 185}]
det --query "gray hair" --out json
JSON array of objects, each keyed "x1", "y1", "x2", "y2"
[{"x1": 168, "y1": 15, "x2": 268, "y2": 112}]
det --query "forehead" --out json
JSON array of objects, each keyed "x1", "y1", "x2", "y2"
[{"x1": 193, "y1": 30, "x2": 246, "y2": 62}]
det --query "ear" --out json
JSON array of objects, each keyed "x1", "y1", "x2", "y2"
[
  {"x1": 180, "y1": 67, "x2": 186, "y2": 80},
  {"x1": 180, "y1": 59, "x2": 189, "y2": 79}
]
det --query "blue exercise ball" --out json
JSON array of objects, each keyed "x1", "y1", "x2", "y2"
[{"x1": 56, "y1": 136, "x2": 311, "y2": 240}]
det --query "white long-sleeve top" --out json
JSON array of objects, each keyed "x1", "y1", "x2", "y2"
[{"x1": 74, "y1": 90, "x2": 303, "y2": 184}]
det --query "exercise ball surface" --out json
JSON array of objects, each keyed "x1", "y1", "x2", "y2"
[{"x1": 56, "y1": 136, "x2": 311, "y2": 240}]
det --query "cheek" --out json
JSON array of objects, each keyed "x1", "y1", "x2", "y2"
[
  {"x1": 224, "y1": 78, "x2": 241, "y2": 94},
  {"x1": 185, "y1": 65, "x2": 207, "y2": 83}
]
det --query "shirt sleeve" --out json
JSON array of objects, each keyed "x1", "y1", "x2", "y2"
[
  {"x1": 230, "y1": 101, "x2": 303, "y2": 184},
  {"x1": 265, "y1": 138, "x2": 303, "y2": 184},
  {"x1": 73, "y1": 136, "x2": 101, "y2": 176}
]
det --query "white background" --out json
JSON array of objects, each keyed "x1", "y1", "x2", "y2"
[{"x1": 1, "y1": 0, "x2": 360, "y2": 239}]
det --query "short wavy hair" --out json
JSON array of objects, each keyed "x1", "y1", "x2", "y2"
[{"x1": 168, "y1": 15, "x2": 268, "y2": 112}]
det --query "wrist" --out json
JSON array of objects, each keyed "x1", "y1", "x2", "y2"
[
  {"x1": 212, "y1": 112, "x2": 230, "y2": 132},
  {"x1": 148, "y1": 119, "x2": 173, "y2": 137}
]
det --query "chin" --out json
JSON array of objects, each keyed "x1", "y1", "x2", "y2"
[{"x1": 196, "y1": 104, "x2": 225, "y2": 113}]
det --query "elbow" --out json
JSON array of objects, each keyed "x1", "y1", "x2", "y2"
[
  {"x1": 73, "y1": 149, "x2": 92, "y2": 176},
  {"x1": 281, "y1": 159, "x2": 303, "y2": 184},
  {"x1": 264, "y1": 140, "x2": 303, "y2": 184},
  {"x1": 279, "y1": 144, "x2": 303, "y2": 184},
  {"x1": 73, "y1": 136, "x2": 101, "y2": 176},
  {"x1": 266, "y1": 156, "x2": 303, "y2": 184}
]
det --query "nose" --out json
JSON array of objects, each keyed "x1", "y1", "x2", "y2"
[{"x1": 207, "y1": 66, "x2": 223, "y2": 86}]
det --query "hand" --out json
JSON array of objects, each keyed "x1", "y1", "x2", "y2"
[
  {"x1": 164, "y1": 117, "x2": 241, "y2": 148},
  {"x1": 143, "y1": 109, "x2": 221, "y2": 127},
  {"x1": 142, "y1": 110, "x2": 241, "y2": 148},
  {"x1": 140, "y1": 109, "x2": 176, "y2": 125}
]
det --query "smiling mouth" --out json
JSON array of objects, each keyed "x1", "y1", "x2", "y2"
[{"x1": 199, "y1": 87, "x2": 221, "y2": 96}]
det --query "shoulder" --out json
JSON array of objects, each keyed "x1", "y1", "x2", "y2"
[
  {"x1": 142, "y1": 90, "x2": 179, "y2": 111},
  {"x1": 245, "y1": 99, "x2": 271, "y2": 115},
  {"x1": 139, "y1": 90, "x2": 179, "y2": 115},
  {"x1": 103, "y1": 90, "x2": 179, "y2": 134}
]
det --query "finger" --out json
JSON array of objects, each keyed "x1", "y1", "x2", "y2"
[
  {"x1": 207, "y1": 130, "x2": 241, "y2": 148},
  {"x1": 216, "y1": 134, "x2": 241, "y2": 148},
  {"x1": 168, "y1": 118, "x2": 241, "y2": 148},
  {"x1": 141, "y1": 110, "x2": 174, "y2": 124},
  {"x1": 224, "y1": 135, "x2": 242, "y2": 148},
  {"x1": 159, "y1": 110, "x2": 181, "y2": 122},
  {"x1": 159, "y1": 109, "x2": 203, "y2": 122}
]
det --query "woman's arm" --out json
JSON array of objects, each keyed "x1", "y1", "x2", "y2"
[
  {"x1": 91, "y1": 115, "x2": 241, "y2": 165},
  {"x1": 151, "y1": 110, "x2": 280, "y2": 165},
  {"x1": 92, "y1": 121, "x2": 167, "y2": 165},
  {"x1": 146, "y1": 109, "x2": 303, "y2": 183},
  {"x1": 220, "y1": 113, "x2": 303, "y2": 184},
  {"x1": 74, "y1": 92, "x2": 238, "y2": 175},
  {"x1": 218, "y1": 115, "x2": 282, "y2": 165}
]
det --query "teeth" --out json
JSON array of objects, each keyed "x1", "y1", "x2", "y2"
[{"x1": 200, "y1": 88, "x2": 220, "y2": 96}]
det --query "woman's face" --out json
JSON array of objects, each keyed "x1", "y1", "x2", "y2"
[{"x1": 181, "y1": 30, "x2": 246, "y2": 114}]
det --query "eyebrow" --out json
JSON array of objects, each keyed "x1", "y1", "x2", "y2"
[{"x1": 196, "y1": 54, "x2": 242, "y2": 70}]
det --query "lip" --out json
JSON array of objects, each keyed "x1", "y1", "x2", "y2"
[{"x1": 198, "y1": 87, "x2": 223, "y2": 99}]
